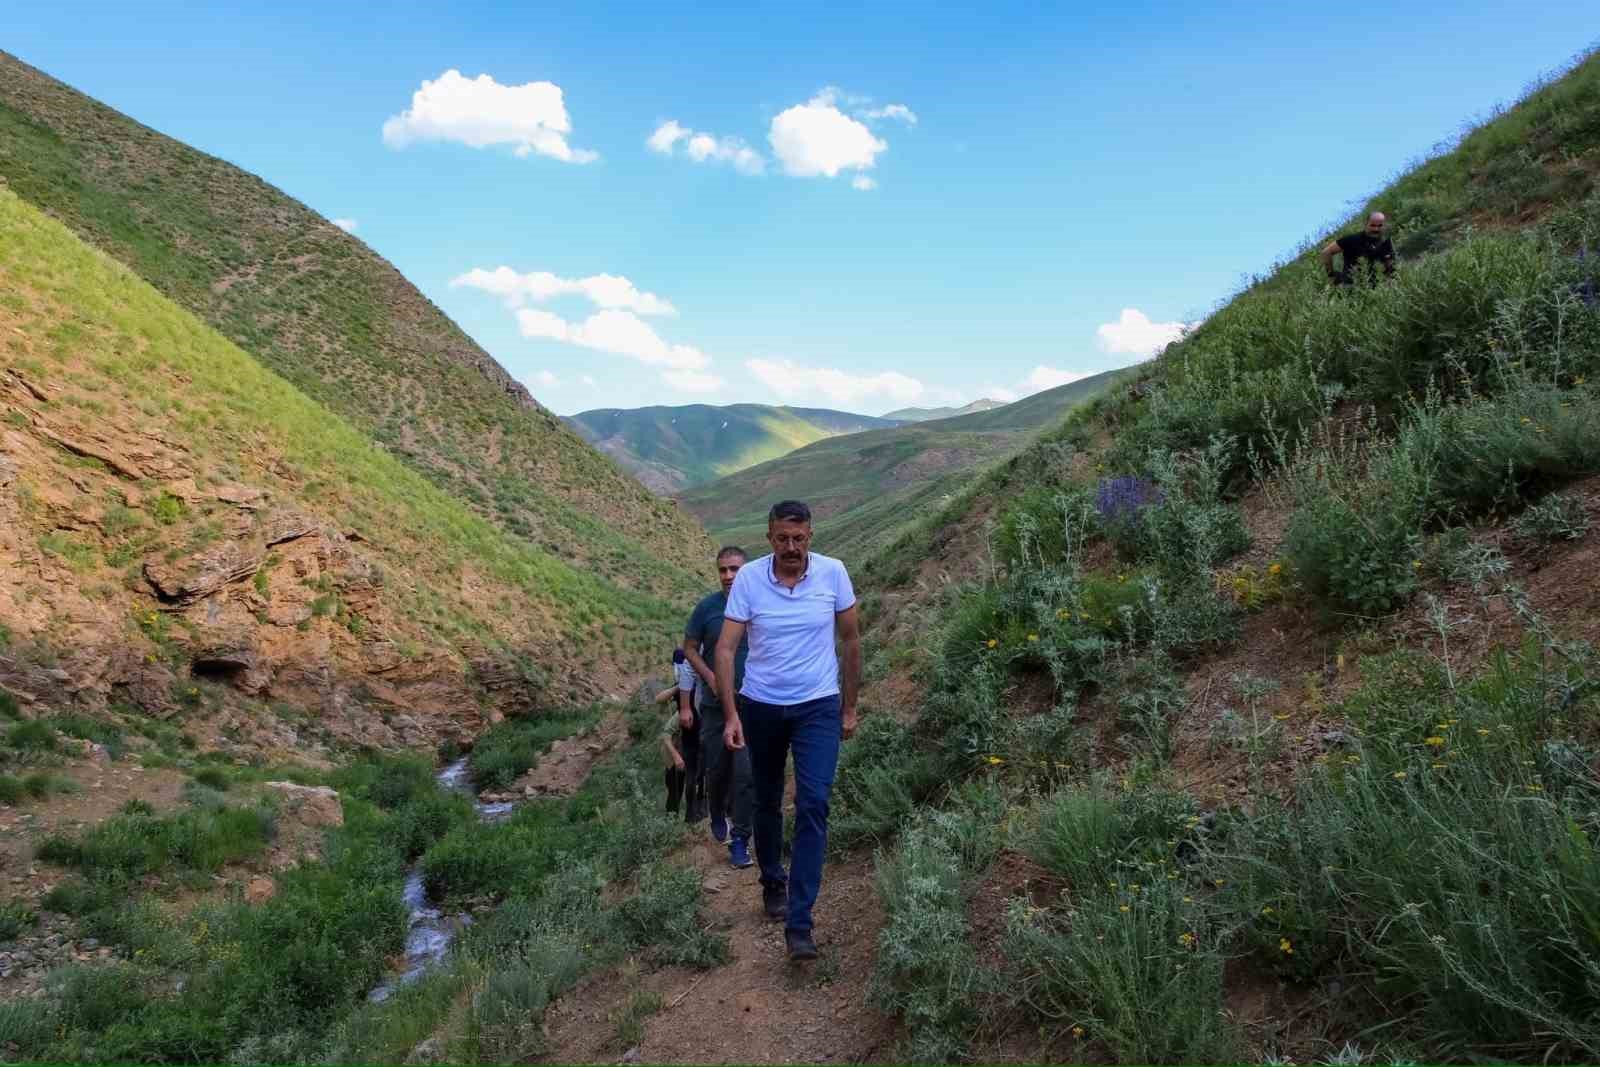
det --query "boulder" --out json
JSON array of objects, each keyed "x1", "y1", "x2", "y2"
[
  {"x1": 213, "y1": 484, "x2": 268, "y2": 510},
  {"x1": 259, "y1": 510, "x2": 317, "y2": 547},
  {"x1": 244, "y1": 876, "x2": 276, "y2": 905},
  {"x1": 265, "y1": 781, "x2": 343, "y2": 828},
  {"x1": 144, "y1": 542, "x2": 262, "y2": 605}
]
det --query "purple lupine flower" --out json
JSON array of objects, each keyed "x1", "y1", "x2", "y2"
[{"x1": 1094, "y1": 476, "x2": 1163, "y2": 524}]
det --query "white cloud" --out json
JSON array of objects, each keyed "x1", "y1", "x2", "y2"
[
  {"x1": 580, "y1": 375, "x2": 597, "y2": 387},
  {"x1": 381, "y1": 69, "x2": 597, "y2": 164},
  {"x1": 534, "y1": 370, "x2": 559, "y2": 387},
  {"x1": 1026, "y1": 365, "x2": 1092, "y2": 391},
  {"x1": 984, "y1": 384, "x2": 1021, "y2": 403},
  {"x1": 648, "y1": 120, "x2": 765, "y2": 175},
  {"x1": 851, "y1": 175, "x2": 877, "y2": 191},
  {"x1": 646, "y1": 119, "x2": 689, "y2": 154},
  {"x1": 1095, "y1": 308, "x2": 1188, "y2": 355},
  {"x1": 331, "y1": 218, "x2": 358, "y2": 233},
  {"x1": 746, "y1": 358, "x2": 924, "y2": 407},
  {"x1": 452, "y1": 267, "x2": 676, "y2": 317},
  {"x1": 662, "y1": 370, "x2": 726, "y2": 393},
  {"x1": 515, "y1": 308, "x2": 709, "y2": 371},
  {"x1": 862, "y1": 103, "x2": 917, "y2": 125},
  {"x1": 768, "y1": 93, "x2": 887, "y2": 179}
]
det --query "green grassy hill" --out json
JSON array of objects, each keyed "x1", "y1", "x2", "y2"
[
  {"x1": 564, "y1": 403, "x2": 899, "y2": 493},
  {"x1": 0, "y1": 187, "x2": 681, "y2": 697},
  {"x1": 0, "y1": 50, "x2": 710, "y2": 599},
  {"x1": 678, "y1": 367, "x2": 1125, "y2": 559},
  {"x1": 839, "y1": 49, "x2": 1600, "y2": 1064},
  {"x1": 881, "y1": 398, "x2": 1004, "y2": 422}
]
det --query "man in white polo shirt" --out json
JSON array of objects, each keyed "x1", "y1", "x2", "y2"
[{"x1": 713, "y1": 499, "x2": 861, "y2": 962}]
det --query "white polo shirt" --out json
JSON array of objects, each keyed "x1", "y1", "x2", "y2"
[{"x1": 724, "y1": 551, "x2": 856, "y2": 706}]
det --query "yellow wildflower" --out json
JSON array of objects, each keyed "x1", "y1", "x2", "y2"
[
  {"x1": 1178, "y1": 931, "x2": 1197, "y2": 947},
  {"x1": 1423, "y1": 736, "x2": 1445, "y2": 747},
  {"x1": 1431, "y1": 762, "x2": 1448, "y2": 769},
  {"x1": 985, "y1": 639, "x2": 997, "y2": 649},
  {"x1": 1279, "y1": 937, "x2": 1294, "y2": 955},
  {"x1": 1392, "y1": 771, "x2": 1407, "y2": 780},
  {"x1": 1119, "y1": 904, "x2": 1131, "y2": 913},
  {"x1": 1071, "y1": 1026, "x2": 1085, "y2": 1039},
  {"x1": 1268, "y1": 562, "x2": 1282, "y2": 576},
  {"x1": 1476, "y1": 728, "x2": 1490, "y2": 736},
  {"x1": 1027, "y1": 633, "x2": 1039, "y2": 642},
  {"x1": 1261, "y1": 906, "x2": 1275, "y2": 916},
  {"x1": 1182, "y1": 896, "x2": 1193, "y2": 903},
  {"x1": 1526, "y1": 784, "x2": 1543, "y2": 793},
  {"x1": 986, "y1": 755, "x2": 1005, "y2": 766}
]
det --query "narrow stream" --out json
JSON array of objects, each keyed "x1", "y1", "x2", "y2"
[{"x1": 367, "y1": 757, "x2": 513, "y2": 1003}]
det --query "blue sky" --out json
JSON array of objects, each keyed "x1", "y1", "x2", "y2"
[{"x1": 9, "y1": 4, "x2": 1597, "y2": 415}]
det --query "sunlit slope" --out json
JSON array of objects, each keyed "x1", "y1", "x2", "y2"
[
  {"x1": 0, "y1": 188, "x2": 679, "y2": 679},
  {"x1": 679, "y1": 368, "x2": 1124, "y2": 558},
  {"x1": 566, "y1": 403, "x2": 901, "y2": 493},
  {"x1": 0, "y1": 50, "x2": 711, "y2": 598}
]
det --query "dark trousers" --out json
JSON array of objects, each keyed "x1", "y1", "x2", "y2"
[
  {"x1": 740, "y1": 694, "x2": 842, "y2": 934},
  {"x1": 664, "y1": 715, "x2": 705, "y2": 821},
  {"x1": 699, "y1": 702, "x2": 754, "y2": 841}
]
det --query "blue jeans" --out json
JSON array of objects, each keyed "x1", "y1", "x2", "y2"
[{"x1": 740, "y1": 694, "x2": 842, "y2": 934}]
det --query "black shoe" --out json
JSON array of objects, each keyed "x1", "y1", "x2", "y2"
[
  {"x1": 762, "y1": 883, "x2": 787, "y2": 921},
  {"x1": 785, "y1": 928, "x2": 818, "y2": 961}
]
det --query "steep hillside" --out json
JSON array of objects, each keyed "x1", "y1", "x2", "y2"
[
  {"x1": 0, "y1": 188, "x2": 681, "y2": 754},
  {"x1": 565, "y1": 403, "x2": 899, "y2": 493},
  {"x1": 679, "y1": 367, "x2": 1125, "y2": 558},
  {"x1": 881, "y1": 398, "x2": 1004, "y2": 422},
  {"x1": 835, "y1": 48, "x2": 1600, "y2": 1064},
  {"x1": 0, "y1": 51, "x2": 711, "y2": 597}
]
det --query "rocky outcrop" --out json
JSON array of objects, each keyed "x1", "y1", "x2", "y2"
[
  {"x1": 266, "y1": 782, "x2": 343, "y2": 828},
  {"x1": 144, "y1": 543, "x2": 262, "y2": 606}
]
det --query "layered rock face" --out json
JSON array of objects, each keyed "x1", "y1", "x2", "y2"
[{"x1": 0, "y1": 366, "x2": 558, "y2": 754}]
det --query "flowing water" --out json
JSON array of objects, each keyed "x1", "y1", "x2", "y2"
[{"x1": 366, "y1": 757, "x2": 514, "y2": 1003}]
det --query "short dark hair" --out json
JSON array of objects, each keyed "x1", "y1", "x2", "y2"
[
  {"x1": 716, "y1": 545, "x2": 747, "y2": 563},
  {"x1": 768, "y1": 500, "x2": 811, "y2": 525}
]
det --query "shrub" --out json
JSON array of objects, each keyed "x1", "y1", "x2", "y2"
[
  {"x1": 997, "y1": 486, "x2": 1097, "y2": 571},
  {"x1": 0, "y1": 899, "x2": 37, "y2": 940},
  {"x1": 5, "y1": 718, "x2": 57, "y2": 753},
  {"x1": 1511, "y1": 490, "x2": 1590, "y2": 544},
  {"x1": 37, "y1": 803, "x2": 272, "y2": 876},
  {"x1": 1005, "y1": 877, "x2": 1235, "y2": 1064},
  {"x1": 49, "y1": 713, "x2": 126, "y2": 759},
  {"x1": 609, "y1": 862, "x2": 727, "y2": 967},
  {"x1": 190, "y1": 765, "x2": 231, "y2": 791},
  {"x1": 831, "y1": 716, "x2": 943, "y2": 849},
  {"x1": 469, "y1": 706, "x2": 600, "y2": 791},
  {"x1": 870, "y1": 789, "x2": 1003, "y2": 1062},
  {"x1": 1282, "y1": 420, "x2": 1433, "y2": 617},
  {"x1": 0, "y1": 688, "x2": 18, "y2": 718}
]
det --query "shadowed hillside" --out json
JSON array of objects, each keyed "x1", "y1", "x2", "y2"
[
  {"x1": 0, "y1": 51, "x2": 711, "y2": 598},
  {"x1": 565, "y1": 403, "x2": 899, "y2": 493},
  {"x1": 881, "y1": 399, "x2": 1004, "y2": 422}
]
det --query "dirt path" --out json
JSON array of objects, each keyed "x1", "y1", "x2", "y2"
[{"x1": 543, "y1": 829, "x2": 898, "y2": 1064}]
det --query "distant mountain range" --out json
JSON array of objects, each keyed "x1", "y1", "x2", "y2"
[
  {"x1": 881, "y1": 399, "x2": 1005, "y2": 422},
  {"x1": 564, "y1": 404, "x2": 901, "y2": 493},
  {"x1": 677, "y1": 368, "x2": 1129, "y2": 563}
]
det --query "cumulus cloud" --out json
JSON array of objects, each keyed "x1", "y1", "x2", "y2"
[
  {"x1": 768, "y1": 93, "x2": 887, "y2": 181},
  {"x1": 851, "y1": 175, "x2": 878, "y2": 191},
  {"x1": 580, "y1": 374, "x2": 597, "y2": 387},
  {"x1": 451, "y1": 267, "x2": 677, "y2": 317},
  {"x1": 1095, "y1": 308, "x2": 1188, "y2": 355},
  {"x1": 534, "y1": 370, "x2": 559, "y2": 387},
  {"x1": 514, "y1": 308, "x2": 709, "y2": 371},
  {"x1": 647, "y1": 120, "x2": 765, "y2": 175},
  {"x1": 746, "y1": 358, "x2": 925, "y2": 407},
  {"x1": 862, "y1": 103, "x2": 917, "y2": 125},
  {"x1": 331, "y1": 218, "x2": 358, "y2": 233},
  {"x1": 381, "y1": 69, "x2": 597, "y2": 163}
]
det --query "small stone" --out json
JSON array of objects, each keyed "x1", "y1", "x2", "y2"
[
  {"x1": 621, "y1": 1047, "x2": 642, "y2": 1065},
  {"x1": 245, "y1": 876, "x2": 276, "y2": 905},
  {"x1": 97, "y1": 947, "x2": 113, "y2": 958}
]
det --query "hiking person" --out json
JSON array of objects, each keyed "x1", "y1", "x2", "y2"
[
  {"x1": 714, "y1": 500, "x2": 861, "y2": 962},
  {"x1": 661, "y1": 648, "x2": 704, "y2": 819},
  {"x1": 1321, "y1": 211, "x2": 1396, "y2": 286},
  {"x1": 683, "y1": 546, "x2": 756, "y2": 870}
]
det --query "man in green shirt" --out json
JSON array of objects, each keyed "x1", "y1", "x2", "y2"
[{"x1": 683, "y1": 546, "x2": 754, "y2": 868}]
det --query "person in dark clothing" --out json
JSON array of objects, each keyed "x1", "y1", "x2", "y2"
[
  {"x1": 662, "y1": 649, "x2": 705, "y2": 819},
  {"x1": 684, "y1": 546, "x2": 756, "y2": 869},
  {"x1": 1321, "y1": 211, "x2": 1395, "y2": 286}
]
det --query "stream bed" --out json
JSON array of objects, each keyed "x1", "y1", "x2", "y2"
[{"x1": 366, "y1": 757, "x2": 513, "y2": 1003}]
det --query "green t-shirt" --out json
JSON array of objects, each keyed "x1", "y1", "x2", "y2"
[{"x1": 686, "y1": 590, "x2": 748, "y2": 708}]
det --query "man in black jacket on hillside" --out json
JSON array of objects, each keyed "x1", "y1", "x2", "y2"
[{"x1": 1321, "y1": 211, "x2": 1396, "y2": 286}]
